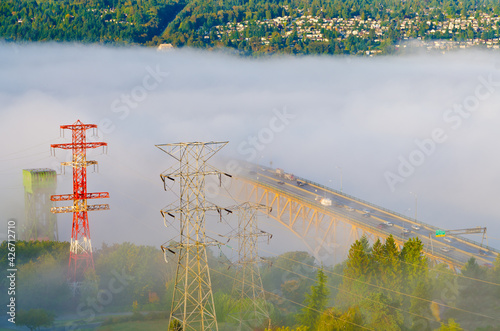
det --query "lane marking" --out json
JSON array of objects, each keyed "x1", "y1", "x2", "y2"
[{"x1": 250, "y1": 171, "x2": 494, "y2": 264}]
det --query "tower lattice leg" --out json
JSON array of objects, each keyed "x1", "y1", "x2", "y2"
[
  {"x1": 157, "y1": 142, "x2": 229, "y2": 331},
  {"x1": 50, "y1": 120, "x2": 109, "y2": 287}
]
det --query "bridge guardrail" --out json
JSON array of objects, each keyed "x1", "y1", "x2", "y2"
[
  {"x1": 242, "y1": 174, "x2": 469, "y2": 266},
  {"x1": 293, "y1": 174, "x2": 500, "y2": 256}
]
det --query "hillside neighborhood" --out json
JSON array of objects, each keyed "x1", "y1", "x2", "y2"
[{"x1": 208, "y1": 9, "x2": 500, "y2": 54}]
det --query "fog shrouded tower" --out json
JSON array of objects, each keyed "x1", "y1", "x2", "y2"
[
  {"x1": 157, "y1": 141, "x2": 228, "y2": 331},
  {"x1": 22, "y1": 169, "x2": 58, "y2": 241},
  {"x1": 50, "y1": 120, "x2": 109, "y2": 285},
  {"x1": 232, "y1": 202, "x2": 271, "y2": 330}
]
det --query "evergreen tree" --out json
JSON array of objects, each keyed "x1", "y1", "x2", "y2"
[
  {"x1": 337, "y1": 237, "x2": 372, "y2": 308},
  {"x1": 362, "y1": 292, "x2": 403, "y2": 330},
  {"x1": 371, "y1": 238, "x2": 384, "y2": 279},
  {"x1": 401, "y1": 237, "x2": 427, "y2": 289},
  {"x1": 435, "y1": 318, "x2": 464, "y2": 331},
  {"x1": 409, "y1": 281, "x2": 432, "y2": 330},
  {"x1": 297, "y1": 268, "x2": 329, "y2": 330},
  {"x1": 380, "y1": 235, "x2": 401, "y2": 300},
  {"x1": 316, "y1": 306, "x2": 364, "y2": 331}
]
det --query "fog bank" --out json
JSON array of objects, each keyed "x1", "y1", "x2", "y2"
[{"x1": 1, "y1": 43, "x2": 499, "y2": 253}]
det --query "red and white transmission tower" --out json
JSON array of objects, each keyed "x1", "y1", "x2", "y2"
[{"x1": 50, "y1": 120, "x2": 109, "y2": 284}]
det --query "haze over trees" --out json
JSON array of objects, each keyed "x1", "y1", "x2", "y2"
[
  {"x1": 16, "y1": 309, "x2": 55, "y2": 331},
  {"x1": 1, "y1": 237, "x2": 499, "y2": 330}
]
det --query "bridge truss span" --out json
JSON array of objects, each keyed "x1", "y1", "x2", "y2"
[
  {"x1": 233, "y1": 178, "x2": 390, "y2": 266},
  {"x1": 231, "y1": 165, "x2": 499, "y2": 270}
]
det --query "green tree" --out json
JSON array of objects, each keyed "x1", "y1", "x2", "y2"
[
  {"x1": 401, "y1": 237, "x2": 427, "y2": 290},
  {"x1": 265, "y1": 327, "x2": 307, "y2": 331},
  {"x1": 409, "y1": 281, "x2": 432, "y2": 330},
  {"x1": 213, "y1": 291, "x2": 236, "y2": 323},
  {"x1": 344, "y1": 237, "x2": 371, "y2": 280},
  {"x1": 95, "y1": 242, "x2": 170, "y2": 308},
  {"x1": 400, "y1": 237, "x2": 429, "y2": 327},
  {"x1": 456, "y1": 257, "x2": 487, "y2": 311},
  {"x1": 17, "y1": 309, "x2": 55, "y2": 331},
  {"x1": 435, "y1": 318, "x2": 463, "y2": 331},
  {"x1": 169, "y1": 318, "x2": 183, "y2": 331},
  {"x1": 337, "y1": 237, "x2": 372, "y2": 308},
  {"x1": 380, "y1": 235, "x2": 401, "y2": 299},
  {"x1": 493, "y1": 253, "x2": 500, "y2": 297},
  {"x1": 316, "y1": 306, "x2": 364, "y2": 330},
  {"x1": 362, "y1": 292, "x2": 403, "y2": 330},
  {"x1": 16, "y1": 253, "x2": 70, "y2": 312},
  {"x1": 80, "y1": 268, "x2": 100, "y2": 305},
  {"x1": 261, "y1": 251, "x2": 315, "y2": 300},
  {"x1": 371, "y1": 238, "x2": 384, "y2": 277},
  {"x1": 297, "y1": 268, "x2": 329, "y2": 330}
]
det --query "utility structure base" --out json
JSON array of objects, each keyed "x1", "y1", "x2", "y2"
[
  {"x1": 50, "y1": 120, "x2": 109, "y2": 286},
  {"x1": 157, "y1": 141, "x2": 228, "y2": 331}
]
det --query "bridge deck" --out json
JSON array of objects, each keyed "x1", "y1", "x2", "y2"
[{"x1": 237, "y1": 164, "x2": 499, "y2": 269}]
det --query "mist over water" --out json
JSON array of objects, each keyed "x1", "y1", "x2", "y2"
[{"x1": 1, "y1": 42, "x2": 500, "y2": 254}]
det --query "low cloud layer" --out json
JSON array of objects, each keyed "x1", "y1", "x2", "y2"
[{"x1": 1, "y1": 43, "x2": 500, "y2": 253}]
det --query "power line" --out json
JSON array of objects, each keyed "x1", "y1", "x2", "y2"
[
  {"x1": 210, "y1": 268, "x2": 375, "y2": 331},
  {"x1": 230, "y1": 202, "x2": 272, "y2": 330},
  {"x1": 217, "y1": 175, "x2": 500, "y2": 291},
  {"x1": 260, "y1": 248, "x2": 500, "y2": 323},
  {"x1": 0, "y1": 150, "x2": 49, "y2": 162},
  {"x1": 157, "y1": 141, "x2": 229, "y2": 331},
  {"x1": 319, "y1": 237, "x2": 500, "y2": 288},
  {"x1": 218, "y1": 238, "x2": 436, "y2": 326},
  {"x1": 0, "y1": 137, "x2": 61, "y2": 159},
  {"x1": 217, "y1": 174, "x2": 500, "y2": 320},
  {"x1": 270, "y1": 263, "x2": 435, "y2": 325},
  {"x1": 0, "y1": 155, "x2": 52, "y2": 174}
]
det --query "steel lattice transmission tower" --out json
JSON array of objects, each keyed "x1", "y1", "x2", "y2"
[
  {"x1": 22, "y1": 169, "x2": 58, "y2": 241},
  {"x1": 157, "y1": 141, "x2": 228, "y2": 331},
  {"x1": 231, "y1": 202, "x2": 272, "y2": 330},
  {"x1": 50, "y1": 120, "x2": 109, "y2": 284}
]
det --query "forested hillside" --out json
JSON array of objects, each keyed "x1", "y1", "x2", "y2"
[
  {"x1": 0, "y1": 0, "x2": 184, "y2": 44},
  {"x1": 2, "y1": 0, "x2": 500, "y2": 54}
]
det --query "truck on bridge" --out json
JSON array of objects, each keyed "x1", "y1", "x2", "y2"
[
  {"x1": 276, "y1": 168, "x2": 295, "y2": 181},
  {"x1": 315, "y1": 196, "x2": 332, "y2": 206}
]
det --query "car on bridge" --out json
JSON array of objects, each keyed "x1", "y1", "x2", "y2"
[
  {"x1": 384, "y1": 221, "x2": 393, "y2": 226},
  {"x1": 411, "y1": 224, "x2": 421, "y2": 231},
  {"x1": 402, "y1": 228, "x2": 410, "y2": 234},
  {"x1": 444, "y1": 237, "x2": 453, "y2": 243},
  {"x1": 440, "y1": 247, "x2": 451, "y2": 253},
  {"x1": 479, "y1": 249, "x2": 489, "y2": 256},
  {"x1": 277, "y1": 181, "x2": 284, "y2": 185}
]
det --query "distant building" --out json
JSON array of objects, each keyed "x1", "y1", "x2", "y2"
[
  {"x1": 158, "y1": 43, "x2": 174, "y2": 51},
  {"x1": 22, "y1": 169, "x2": 58, "y2": 241}
]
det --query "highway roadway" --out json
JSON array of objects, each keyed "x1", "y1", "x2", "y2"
[{"x1": 239, "y1": 164, "x2": 499, "y2": 269}]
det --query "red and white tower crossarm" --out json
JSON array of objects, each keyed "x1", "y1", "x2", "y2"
[{"x1": 50, "y1": 120, "x2": 109, "y2": 284}]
